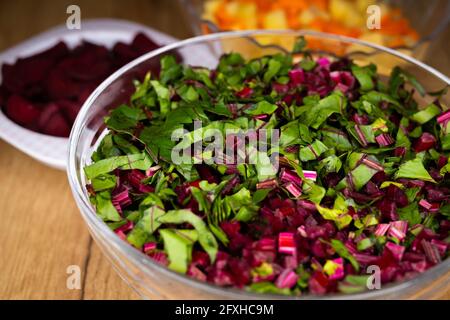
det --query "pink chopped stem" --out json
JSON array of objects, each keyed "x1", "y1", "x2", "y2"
[
  {"x1": 256, "y1": 179, "x2": 278, "y2": 189},
  {"x1": 354, "y1": 124, "x2": 368, "y2": 147},
  {"x1": 375, "y1": 133, "x2": 394, "y2": 146},
  {"x1": 115, "y1": 221, "x2": 134, "y2": 233},
  {"x1": 419, "y1": 199, "x2": 440, "y2": 212},
  {"x1": 374, "y1": 223, "x2": 390, "y2": 237},
  {"x1": 303, "y1": 170, "x2": 317, "y2": 181},
  {"x1": 437, "y1": 110, "x2": 450, "y2": 124},
  {"x1": 361, "y1": 158, "x2": 384, "y2": 171},
  {"x1": 297, "y1": 225, "x2": 307, "y2": 238},
  {"x1": 280, "y1": 168, "x2": 302, "y2": 186},
  {"x1": 275, "y1": 269, "x2": 298, "y2": 289},
  {"x1": 145, "y1": 165, "x2": 161, "y2": 177},
  {"x1": 143, "y1": 242, "x2": 157, "y2": 253},
  {"x1": 284, "y1": 182, "x2": 302, "y2": 198},
  {"x1": 278, "y1": 232, "x2": 296, "y2": 255},
  {"x1": 421, "y1": 240, "x2": 441, "y2": 264}
]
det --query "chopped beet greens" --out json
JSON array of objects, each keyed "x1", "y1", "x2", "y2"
[{"x1": 84, "y1": 38, "x2": 449, "y2": 296}]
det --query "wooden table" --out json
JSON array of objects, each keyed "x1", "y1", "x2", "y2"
[{"x1": 0, "y1": 0, "x2": 449, "y2": 300}]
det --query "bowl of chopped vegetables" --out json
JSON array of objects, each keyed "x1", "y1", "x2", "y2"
[{"x1": 67, "y1": 30, "x2": 450, "y2": 299}]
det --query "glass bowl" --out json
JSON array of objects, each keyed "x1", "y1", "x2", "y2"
[{"x1": 67, "y1": 30, "x2": 450, "y2": 299}]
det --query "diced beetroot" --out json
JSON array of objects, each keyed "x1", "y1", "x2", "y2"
[
  {"x1": 235, "y1": 87, "x2": 253, "y2": 99},
  {"x1": 272, "y1": 82, "x2": 289, "y2": 95},
  {"x1": 352, "y1": 113, "x2": 370, "y2": 125},
  {"x1": 34, "y1": 41, "x2": 69, "y2": 61},
  {"x1": 187, "y1": 264, "x2": 207, "y2": 282},
  {"x1": 308, "y1": 271, "x2": 329, "y2": 295},
  {"x1": 5, "y1": 94, "x2": 41, "y2": 127},
  {"x1": 386, "y1": 184, "x2": 408, "y2": 208},
  {"x1": 2, "y1": 63, "x2": 23, "y2": 93},
  {"x1": 228, "y1": 258, "x2": 251, "y2": 287},
  {"x1": 288, "y1": 68, "x2": 304, "y2": 86},
  {"x1": 0, "y1": 85, "x2": 7, "y2": 107},
  {"x1": 377, "y1": 198, "x2": 398, "y2": 221},
  {"x1": 66, "y1": 57, "x2": 113, "y2": 82},
  {"x1": 17, "y1": 57, "x2": 53, "y2": 85},
  {"x1": 148, "y1": 251, "x2": 169, "y2": 266},
  {"x1": 113, "y1": 42, "x2": 138, "y2": 65},
  {"x1": 394, "y1": 147, "x2": 406, "y2": 157},
  {"x1": 38, "y1": 103, "x2": 71, "y2": 137},
  {"x1": 438, "y1": 155, "x2": 448, "y2": 169},
  {"x1": 46, "y1": 68, "x2": 81, "y2": 100},
  {"x1": 57, "y1": 99, "x2": 82, "y2": 124},
  {"x1": 132, "y1": 32, "x2": 159, "y2": 55},
  {"x1": 413, "y1": 132, "x2": 436, "y2": 152}
]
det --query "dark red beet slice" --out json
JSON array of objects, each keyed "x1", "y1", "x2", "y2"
[
  {"x1": 2, "y1": 63, "x2": 24, "y2": 93},
  {"x1": 57, "y1": 99, "x2": 82, "y2": 124},
  {"x1": 414, "y1": 132, "x2": 436, "y2": 152},
  {"x1": 113, "y1": 42, "x2": 138, "y2": 66},
  {"x1": 42, "y1": 111, "x2": 71, "y2": 137},
  {"x1": 33, "y1": 41, "x2": 69, "y2": 61},
  {"x1": 5, "y1": 94, "x2": 41, "y2": 127},
  {"x1": 73, "y1": 41, "x2": 109, "y2": 60},
  {"x1": 17, "y1": 57, "x2": 53, "y2": 85},
  {"x1": 46, "y1": 67, "x2": 82, "y2": 100},
  {"x1": 58, "y1": 55, "x2": 113, "y2": 82},
  {"x1": 0, "y1": 85, "x2": 8, "y2": 107},
  {"x1": 38, "y1": 102, "x2": 70, "y2": 137},
  {"x1": 131, "y1": 33, "x2": 159, "y2": 55}
]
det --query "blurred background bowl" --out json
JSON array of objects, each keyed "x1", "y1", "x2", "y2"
[{"x1": 181, "y1": 0, "x2": 450, "y2": 68}]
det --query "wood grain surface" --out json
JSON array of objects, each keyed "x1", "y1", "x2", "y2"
[{"x1": 0, "y1": 0, "x2": 448, "y2": 300}]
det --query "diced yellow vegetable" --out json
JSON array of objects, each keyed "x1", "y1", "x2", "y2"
[
  {"x1": 237, "y1": 3, "x2": 257, "y2": 29},
  {"x1": 263, "y1": 9, "x2": 288, "y2": 30},
  {"x1": 203, "y1": 0, "x2": 221, "y2": 21},
  {"x1": 330, "y1": 0, "x2": 365, "y2": 28}
]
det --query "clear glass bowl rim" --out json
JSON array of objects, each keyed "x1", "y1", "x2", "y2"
[{"x1": 67, "y1": 30, "x2": 450, "y2": 299}]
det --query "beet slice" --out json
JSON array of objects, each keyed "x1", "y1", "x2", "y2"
[
  {"x1": 17, "y1": 57, "x2": 53, "y2": 85},
  {"x1": 57, "y1": 99, "x2": 81, "y2": 124},
  {"x1": 0, "y1": 85, "x2": 8, "y2": 107},
  {"x1": 33, "y1": 41, "x2": 69, "y2": 61},
  {"x1": 5, "y1": 94, "x2": 41, "y2": 127},
  {"x1": 113, "y1": 42, "x2": 138, "y2": 66},
  {"x1": 38, "y1": 102, "x2": 70, "y2": 137},
  {"x1": 131, "y1": 33, "x2": 159, "y2": 55},
  {"x1": 46, "y1": 67, "x2": 83, "y2": 100},
  {"x1": 2, "y1": 63, "x2": 25, "y2": 93},
  {"x1": 42, "y1": 111, "x2": 71, "y2": 137},
  {"x1": 57, "y1": 54, "x2": 113, "y2": 82}
]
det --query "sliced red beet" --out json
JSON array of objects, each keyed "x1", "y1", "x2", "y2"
[
  {"x1": 113, "y1": 42, "x2": 139, "y2": 67},
  {"x1": 2, "y1": 63, "x2": 24, "y2": 93},
  {"x1": 0, "y1": 85, "x2": 8, "y2": 107},
  {"x1": 414, "y1": 132, "x2": 436, "y2": 152},
  {"x1": 57, "y1": 99, "x2": 82, "y2": 124},
  {"x1": 17, "y1": 57, "x2": 53, "y2": 85},
  {"x1": 33, "y1": 41, "x2": 69, "y2": 61},
  {"x1": 5, "y1": 94, "x2": 41, "y2": 127},
  {"x1": 60, "y1": 43, "x2": 113, "y2": 82},
  {"x1": 46, "y1": 67, "x2": 82, "y2": 100},
  {"x1": 131, "y1": 33, "x2": 159, "y2": 55},
  {"x1": 38, "y1": 103, "x2": 70, "y2": 137}
]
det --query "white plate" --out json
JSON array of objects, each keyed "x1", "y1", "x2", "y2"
[{"x1": 0, "y1": 18, "x2": 178, "y2": 170}]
